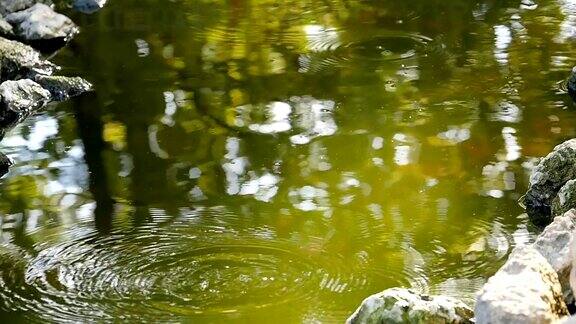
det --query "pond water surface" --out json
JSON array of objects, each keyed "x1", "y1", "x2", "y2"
[{"x1": 1, "y1": 0, "x2": 576, "y2": 322}]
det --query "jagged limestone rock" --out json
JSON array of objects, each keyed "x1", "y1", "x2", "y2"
[
  {"x1": 35, "y1": 75, "x2": 92, "y2": 101},
  {"x1": 533, "y1": 210, "x2": 576, "y2": 304},
  {"x1": 524, "y1": 139, "x2": 576, "y2": 226},
  {"x1": 346, "y1": 288, "x2": 473, "y2": 324},
  {"x1": 5, "y1": 3, "x2": 78, "y2": 43},
  {"x1": 475, "y1": 245, "x2": 568, "y2": 324},
  {"x1": 0, "y1": 36, "x2": 57, "y2": 80},
  {"x1": 0, "y1": 79, "x2": 50, "y2": 129}
]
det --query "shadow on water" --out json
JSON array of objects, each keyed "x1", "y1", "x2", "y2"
[{"x1": 0, "y1": 0, "x2": 575, "y2": 321}]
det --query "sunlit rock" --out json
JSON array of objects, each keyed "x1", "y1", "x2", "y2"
[
  {"x1": 524, "y1": 139, "x2": 576, "y2": 226},
  {"x1": 533, "y1": 210, "x2": 576, "y2": 304},
  {"x1": 557, "y1": 315, "x2": 576, "y2": 323},
  {"x1": 0, "y1": 79, "x2": 50, "y2": 130},
  {"x1": 0, "y1": 0, "x2": 52, "y2": 15},
  {"x1": 73, "y1": 0, "x2": 107, "y2": 14},
  {"x1": 0, "y1": 36, "x2": 57, "y2": 81},
  {"x1": 5, "y1": 3, "x2": 79, "y2": 45},
  {"x1": 570, "y1": 221, "x2": 576, "y2": 309},
  {"x1": 346, "y1": 287, "x2": 473, "y2": 324},
  {"x1": 475, "y1": 245, "x2": 568, "y2": 324},
  {"x1": 35, "y1": 75, "x2": 92, "y2": 101}
]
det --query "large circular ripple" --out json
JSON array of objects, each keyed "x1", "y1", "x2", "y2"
[{"x1": 0, "y1": 224, "x2": 365, "y2": 322}]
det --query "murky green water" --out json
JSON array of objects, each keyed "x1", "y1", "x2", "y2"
[{"x1": 1, "y1": 0, "x2": 576, "y2": 322}]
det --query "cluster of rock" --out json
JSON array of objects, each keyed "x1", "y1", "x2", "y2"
[
  {"x1": 348, "y1": 139, "x2": 576, "y2": 323},
  {"x1": 0, "y1": 0, "x2": 106, "y2": 175}
]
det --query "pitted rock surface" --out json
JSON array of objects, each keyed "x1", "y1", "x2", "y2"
[
  {"x1": 0, "y1": 36, "x2": 57, "y2": 80},
  {"x1": 524, "y1": 139, "x2": 576, "y2": 226},
  {"x1": 475, "y1": 245, "x2": 568, "y2": 324}
]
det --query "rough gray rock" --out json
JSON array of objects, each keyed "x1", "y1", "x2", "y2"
[
  {"x1": 35, "y1": 75, "x2": 92, "y2": 101},
  {"x1": 533, "y1": 210, "x2": 576, "y2": 304},
  {"x1": 0, "y1": 79, "x2": 50, "y2": 129},
  {"x1": 553, "y1": 180, "x2": 576, "y2": 217},
  {"x1": 346, "y1": 288, "x2": 473, "y2": 324},
  {"x1": 5, "y1": 3, "x2": 78, "y2": 43},
  {"x1": 570, "y1": 228, "x2": 576, "y2": 309},
  {"x1": 0, "y1": 0, "x2": 52, "y2": 15},
  {"x1": 475, "y1": 245, "x2": 568, "y2": 324},
  {"x1": 524, "y1": 139, "x2": 576, "y2": 226},
  {"x1": 73, "y1": 0, "x2": 107, "y2": 14},
  {"x1": 0, "y1": 36, "x2": 57, "y2": 80},
  {"x1": 557, "y1": 315, "x2": 576, "y2": 324},
  {"x1": 0, "y1": 15, "x2": 13, "y2": 35}
]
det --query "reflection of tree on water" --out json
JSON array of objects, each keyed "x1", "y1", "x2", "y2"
[
  {"x1": 72, "y1": 93, "x2": 114, "y2": 233},
  {"x1": 62, "y1": 0, "x2": 539, "y2": 269}
]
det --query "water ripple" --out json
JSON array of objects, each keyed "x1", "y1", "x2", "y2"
[{"x1": 0, "y1": 219, "x2": 365, "y2": 321}]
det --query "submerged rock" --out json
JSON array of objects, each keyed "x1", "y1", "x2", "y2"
[
  {"x1": 533, "y1": 210, "x2": 576, "y2": 304},
  {"x1": 475, "y1": 245, "x2": 568, "y2": 324},
  {"x1": 73, "y1": 0, "x2": 107, "y2": 14},
  {"x1": 0, "y1": 0, "x2": 52, "y2": 15},
  {"x1": 5, "y1": 3, "x2": 78, "y2": 45},
  {"x1": 0, "y1": 79, "x2": 50, "y2": 129},
  {"x1": 524, "y1": 139, "x2": 576, "y2": 226},
  {"x1": 35, "y1": 75, "x2": 92, "y2": 101},
  {"x1": 347, "y1": 288, "x2": 473, "y2": 324},
  {"x1": 0, "y1": 36, "x2": 57, "y2": 80}
]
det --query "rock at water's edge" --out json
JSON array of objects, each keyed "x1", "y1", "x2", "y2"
[
  {"x1": 347, "y1": 287, "x2": 473, "y2": 324},
  {"x1": 475, "y1": 245, "x2": 568, "y2": 324},
  {"x1": 524, "y1": 139, "x2": 576, "y2": 226},
  {"x1": 553, "y1": 180, "x2": 576, "y2": 217},
  {"x1": 35, "y1": 75, "x2": 92, "y2": 101},
  {"x1": 0, "y1": 0, "x2": 52, "y2": 15},
  {"x1": 558, "y1": 315, "x2": 576, "y2": 323},
  {"x1": 0, "y1": 36, "x2": 57, "y2": 80},
  {"x1": 568, "y1": 67, "x2": 576, "y2": 103},
  {"x1": 0, "y1": 16, "x2": 13, "y2": 35},
  {"x1": 0, "y1": 79, "x2": 50, "y2": 129},
  {"x1": 533, "y1": 209, "x2": 576, "y2": 304},
  {"x1": 73, "y1": 0, "x2": 107, "y2": 14},
  {"x1": 5, "y1": 3, "x2": 78, "y2": 43},
  {"x1": 0, "y1": 152, "x2": 11, "y2": 177}
]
